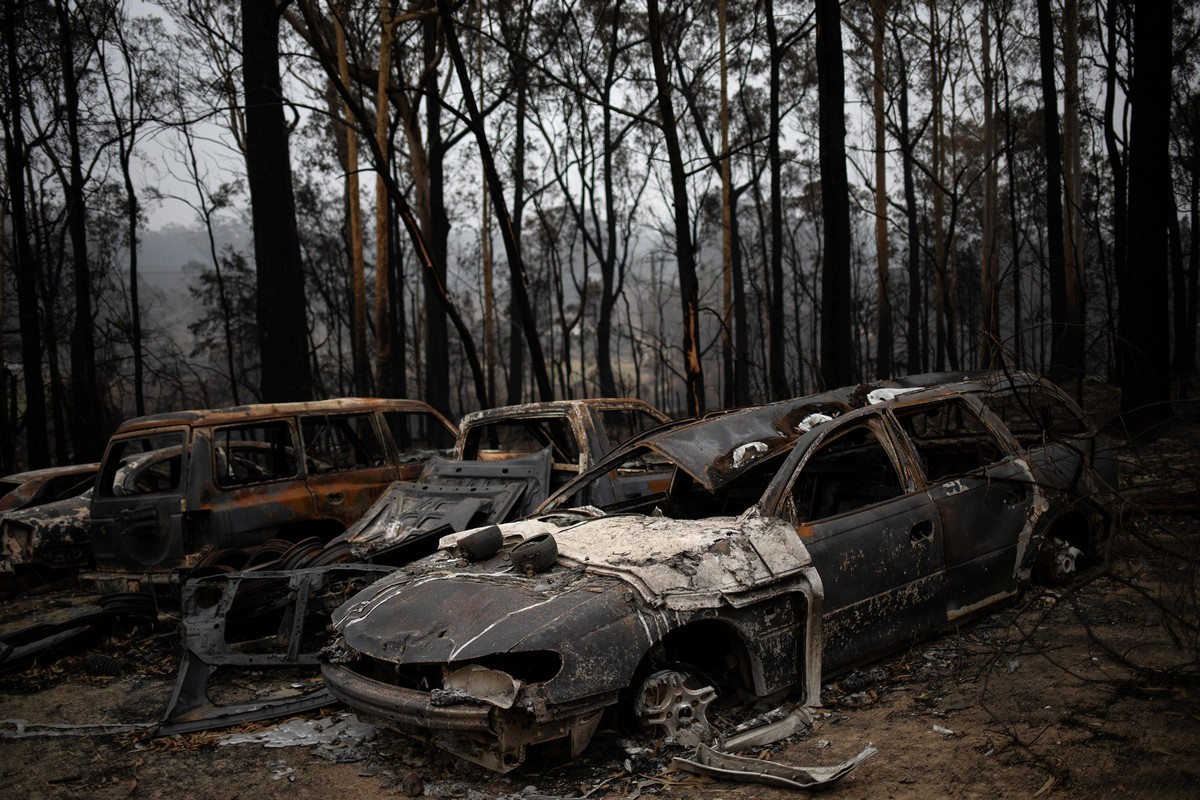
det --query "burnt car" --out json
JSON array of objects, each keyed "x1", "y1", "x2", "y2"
[
  {"x1": 0, "y1": 463, "x2": 98, "y2": 516},
  {"x1": 321, "y1": 372, "x2": 1116, "y2": 771},
  {"x1": 89, "y1": 398, "x2": 456, "y2": 576},
  {"x1": 330, "y1": 398, "x2": 673, "y2": 559},
  {"x1": 0, "y1": 491, "x2": 94, "y2": 578},
  {"x1": 158, "y1": 399, "x2": 671, "y2": 733},
  {"x1": 0, "y1": 463, "x2": 99, "y2": 577}
]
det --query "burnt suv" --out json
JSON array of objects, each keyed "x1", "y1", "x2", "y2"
[
  {"x1": 89, "y1": 398, "x2": 456, "y2": 574},
  {"x1": 322, "y1": 372, "x2": 1118, "y2": 771}
]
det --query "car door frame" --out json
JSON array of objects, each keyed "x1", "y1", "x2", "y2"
[
  {"x1": 762, "y1": 409, "x2": 949, "y2": 675},
  {"x1": 885, "y1": 394, "x2": 1038, "y2": 623},
  {"x1": 301, "y1": 411, "x2": 400, "y2": 528}
]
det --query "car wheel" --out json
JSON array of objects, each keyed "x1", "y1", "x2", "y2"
[
  {"x1": 632, "y1": 667, "x2": 717, "y2": 746},
  {"x1": 1036, "y1": 536, "x2": 1084, "y2": 586}
]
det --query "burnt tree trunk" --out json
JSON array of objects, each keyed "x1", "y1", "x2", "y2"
[
  {"x1": 894, "y1": 26, "x2": 924, "y2": 376},
  {"x1": 56, "y1": 0, "x2": 104, "y2": 459},
  {"x1": 423, "y1": 9, "x2": 452, "y2": 415},
  {"x1": 1119, "y1": 0, "x2": 1172, "y2": 424},
  {"x1": 648, "y1": 0, "x2": 705, "y2": 415},
  {"x1": 1037, "y1": 0, "x2": 1080, "y2": 388},
  {"x1": 817, "y1": 0, "x2": 853, "y2": 388},
  {"x1": 871, "y1": 0, "x2": 892, "y2": 379},
  {"x1": 243, "y1": 0, "x2": 313, "y2": 401},
  {"x1": 4, "y1": 0, "x2": 48, "y2": 467},
  {"x1": 766, "y1": 0, "x2": 787, "y2": 399}
]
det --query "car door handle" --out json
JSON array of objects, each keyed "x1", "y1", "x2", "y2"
[
  {"x1": 326, "y1": 492, "x2": 345, "y2": 504},
  {"x1": 910, "y1": 519, "x2": 934, "y2": 543}
]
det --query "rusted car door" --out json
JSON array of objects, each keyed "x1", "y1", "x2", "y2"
[
  {"x1": 782, "y1": 414, "x2": 947, "y2": 673},
  {"x1": 301, "y1": 412, "x2": 397, "y2": 527},
  {"x1": 890, "y1": 397, "x2": 1032, "y2": 621},
  {"x1": 90, "y1": 429, "x2": 189, "y2": 568},
  {"x1": 205, "y1": 420, "x2": 311, "y2": 551}
]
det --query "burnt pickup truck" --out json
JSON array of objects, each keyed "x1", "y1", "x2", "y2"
[
  {"x1": 322, "y1": 372, "x2": 1119, "y2": 772},
  {"x1": 161, "y1": 398, "x2": 671, "y2": 734}
]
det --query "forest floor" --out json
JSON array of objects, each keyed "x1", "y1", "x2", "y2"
[{"x1": 1, "y1": 384, "x2": 1198, "y2": 799}]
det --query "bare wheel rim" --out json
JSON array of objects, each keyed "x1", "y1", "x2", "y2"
[{"x1": 634, "y1": 668, "x2": 717, "y2": 746}]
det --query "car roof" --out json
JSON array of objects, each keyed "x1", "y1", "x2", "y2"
[
  {"x1": 608, "y1": 371, "x2": 1046, "y2": 491},
  {"x1": 458, "y1": 398, "x2": 670, "y2": 428},
  {"x1": 110, "y1": 398, "x2": 457, "y2": 436},
  {"x1": 0, "y1": 463, "x2": 100, "y2": 483}
]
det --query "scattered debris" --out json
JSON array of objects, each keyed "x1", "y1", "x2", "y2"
[
  {"x1": 219, "y1": 712, "x2": 377, "y2": 763},
  {"x1": 0, "y1": 593, "x2": 157, "y2": 675},
  {"x1": 719, "y1": 705, "x2": 814, "y2": 752},
  {"x1": 0, "y1": 719, "x2": 157, "y2": 738},
  {"x1": 671, "y1": 742, "x2": 878, "y2": 791}
]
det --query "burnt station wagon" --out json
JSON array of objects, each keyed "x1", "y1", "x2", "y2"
[
  {"x1": 321, "y1": 372, "x2": 1117, "y2": 772},
  {"x1": 89, "y1": 398, "x2": 456, "y2": 574}
]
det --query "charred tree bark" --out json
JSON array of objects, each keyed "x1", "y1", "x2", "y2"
[
  {"x1": 998, "y1": 10, "x2": 1024, "y2": 368},
  {"x1": 1103, "y1": 0, "x2": 1128, "y2": 383},
  {"x1": 594, "y1": 0, "x2": 625, "y2": 400},
  {"x1": 766, "y1": 0, "x2": 787, "y2": 399},
  {"x1": 893, "y1": 25, "x2": 924, "y2": 376},
  {"x1": 1036, "y1": 0, "x2": 1079, "y2": 389},
  {"x1": 980, "y1": 0, "x2": 1001, "y2": 369},
  {"x1": 1170, "y1": 203, "x2": 1190, "y2": 375},
  {"x1": 243, "y1": 0, "x2": 313, "y2": 402},
  {"x1": 423, "y1": 9, "x2": 451, "y2": 415},
  {"x1": 505, "y1": 79, "x2": 527, "y2": 405},
  {"x1": 332, "y1": 4, "x2": 369, "y2": 396},
  {"x1": 817, "y1": 0, "x2": 853, "y2": 388},
  {"x1": 1119, "y1": 0, "x2": 1172, "y2": 425},
  {"x1": 1172, "y1": 95, "x2": 1200, "y2": 378},
  {"x1": 928, "y1": 1, "x2": 948, "y2": 371},
  {"x1": 1061, "y1": 0, "x2": 1085, "y2": 394},
  {"x1": 871, "y1": 0, "x2": 892, "y2": 379},
  {"x1": 374, "y1": 0, "x2": 394, "y2": 395}
]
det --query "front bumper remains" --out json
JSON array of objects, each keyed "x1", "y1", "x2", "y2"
[{"x1": 321, "y1": 661, "x2": 602, "y2": 772}]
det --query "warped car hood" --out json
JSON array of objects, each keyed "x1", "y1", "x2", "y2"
[
  {"x1": 328, "y1": 451, "x2": 552, "y2": 557},
  {"x1": 332, "y1": 511, "x2": 814, "y2": 666}
]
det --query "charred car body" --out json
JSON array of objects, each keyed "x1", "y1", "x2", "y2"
[
  {"x1": 89, "y1": 398, "x2": 456, "y2": 576},
  {"x1": 0, "y1": 464, "x2": 98, "y2": 577},
  {"x1": 322, "y1": 372, "x2": 1117, "y2": 772},
  {"x1": 0, "y1": 463, "x2": 99, "y2": 516},
  {"x1": 160, "y1": 398, "x2": 670, "y2": 733},
  {"x1": 331, "y1": 398, "x2": 673, "y2": 559},
  {"x1": 0, "y1": 491, "x2": 94, "y2": 579}
]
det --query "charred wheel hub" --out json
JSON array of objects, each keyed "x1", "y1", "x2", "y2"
[
  {"x1": 1039, "y1": 537, "x2": 1084, "y2": 585},
  {"x1": 634, "y1": 669, "x2": 716, "y2": 746}
]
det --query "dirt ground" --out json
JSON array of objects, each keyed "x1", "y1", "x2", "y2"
[{"x1": 2, "y1": 397, "x2": 1199, "y2": 799}]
